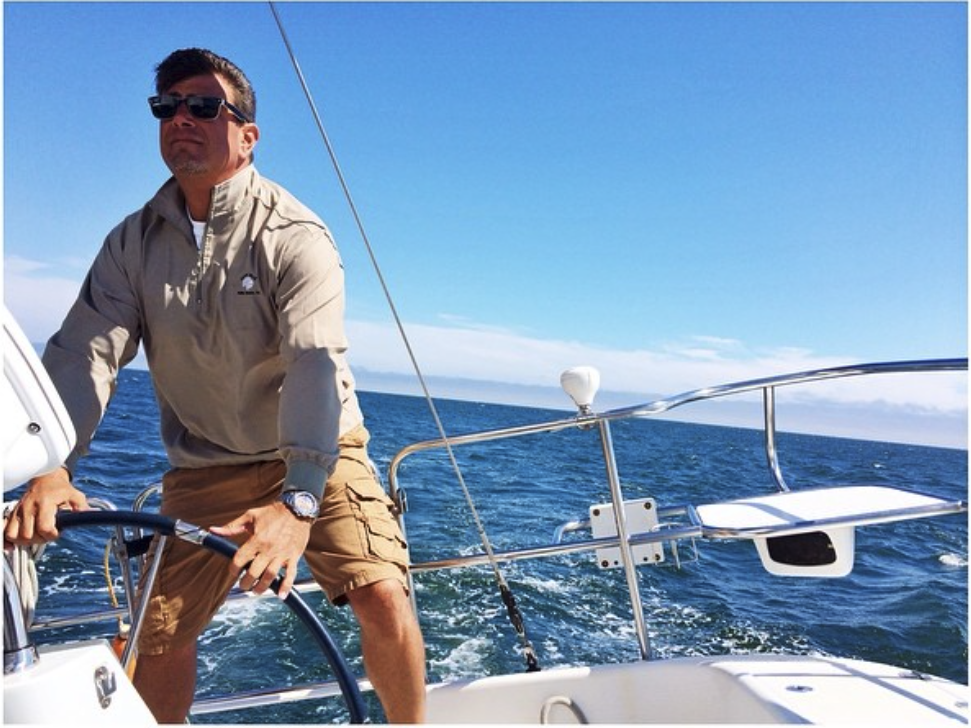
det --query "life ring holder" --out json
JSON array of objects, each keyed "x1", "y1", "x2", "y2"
[{"x1": 55, "y1": 509, "x2": 369, "y2": 723}]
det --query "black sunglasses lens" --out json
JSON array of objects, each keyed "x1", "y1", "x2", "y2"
[
  {"x1": 186, "y1": 97, "x2": 223, "y2": 120},
  {"x1": 148, "y1": 95, "x2": 228, "y2": 121},
  {"x1": 149, "y1": 96, "x2": 178, "y2": 119}
]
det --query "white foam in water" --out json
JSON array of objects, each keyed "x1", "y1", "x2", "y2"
[
  {"x1": 939, "y1": 553, "x2": 968, "y2": 568},
  {"x1": 430, "y1": 636, "x2": 491, "y2": 677},
  {"x1": 517, "y1": 573, "x2": 572, "y2": 595},
  {"x1": 539, "y1": 637, "x2": 564, "y2": 662},
  {"x1": 199, "y1": 596, "x2": 279, "y2": 645},
  {"x1": 41, "y1": 574, "x2": 72, "y2": 596}
]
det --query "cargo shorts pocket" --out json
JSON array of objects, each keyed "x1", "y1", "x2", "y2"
[{"x1": 344, "y1": 478, "x2": 409, "y2": 568}]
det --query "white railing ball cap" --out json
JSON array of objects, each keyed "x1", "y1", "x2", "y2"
[{"x1": 560, "y1": 366, "x2": 601, "y2": 412}]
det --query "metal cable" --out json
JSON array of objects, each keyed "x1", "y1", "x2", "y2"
[{"x1": 267, "y1": 1, "x2": 540, "y2": 671}]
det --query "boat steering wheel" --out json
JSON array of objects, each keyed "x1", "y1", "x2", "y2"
[{"x1": 54, "y1": 509, "x2": 369, "y2": 724}]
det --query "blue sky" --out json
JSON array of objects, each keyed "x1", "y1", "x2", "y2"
[{"x1": 3, "y1": 2, "x2": 967, "y2": 446}]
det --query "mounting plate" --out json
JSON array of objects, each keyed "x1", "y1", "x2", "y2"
[{"x1": 590, "y1": 498, "x2": 664, "y2": 569}]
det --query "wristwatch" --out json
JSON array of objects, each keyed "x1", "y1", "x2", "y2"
[{"x1": 278, "y1": 490, "x2": 320, "y2": 521}]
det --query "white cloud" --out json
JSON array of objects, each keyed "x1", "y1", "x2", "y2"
[
  {"x1": 4, "y1": 263, "x2": 966, "y2": 447},
  {"x1": 347, "y1": 318, "x2": 966, "y2": 416},
  {"x1": 5, "y1": 256, "x2": 49, "y2": 275},
  {"x1": 3, "y1": 261, "x2": 82, "y2": 345}
]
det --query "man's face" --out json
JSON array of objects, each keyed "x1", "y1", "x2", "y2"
[{"x1": 158, "y1": 72, "x2": 258, "y2": 186}]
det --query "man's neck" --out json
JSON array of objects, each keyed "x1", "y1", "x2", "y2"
[
  {"x1": 180, "y1": 180, "x2": 213, "y2": 222},
  {"x1": 177, "y1": 164, "x2": 251, "y2": 221}
]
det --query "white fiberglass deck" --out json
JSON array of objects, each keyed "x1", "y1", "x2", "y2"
[{"x1": 425, "y1": 655, "x2": 969, "y2": 724}]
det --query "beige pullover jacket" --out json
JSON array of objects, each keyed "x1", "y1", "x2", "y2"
[{"x1": 43, "y1": 166, "x2": 364, "y2": 499}]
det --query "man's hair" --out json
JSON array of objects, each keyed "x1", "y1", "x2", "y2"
[{"x1": 155, "y1": 48, "x2": 256, "y2": 123}]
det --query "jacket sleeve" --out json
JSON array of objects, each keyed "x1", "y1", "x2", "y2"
[
  {"x1": 42, "y1": 223, "x2": 142, "y2": 475},
  {"x1": 273, "y1": 221, "x2": 349, "y2": 499}
]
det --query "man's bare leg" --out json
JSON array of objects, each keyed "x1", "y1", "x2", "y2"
[
  {"x1": 133, "y1": 642, "x2": 197, "y2": 724},
  {"x1": 348, "y1": 579, "x2": 426, "y2": 723},
  {"x1": 131, "y1": 581, "x2": 425, "y2": 723}
]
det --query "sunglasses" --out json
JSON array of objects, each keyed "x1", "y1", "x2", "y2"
[{"x1": 148, "y1": 94, "x2": 251, "y2": 124}]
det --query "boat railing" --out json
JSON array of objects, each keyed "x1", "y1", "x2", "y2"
[
  {"x1": 18, "y1": 358, "x2": 968, "y2": 717},
  {"x1": 389, "y1": 358, "x2": 967, "y2": 493},
  {"x1": 386, "y1": 358, "x2": 968, "y2": 661}
]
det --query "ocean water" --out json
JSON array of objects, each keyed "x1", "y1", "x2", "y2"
[{"x1": 20, "y1": 368, "x2": 969, "y2": 723}]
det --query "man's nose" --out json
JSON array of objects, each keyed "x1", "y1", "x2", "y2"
[{"x1": 170, "y1": 102, "x2": 196, "y2": 125}]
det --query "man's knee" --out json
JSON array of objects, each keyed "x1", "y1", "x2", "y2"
[{"x1": 347, "y1": 580, "x2": 413, "y2": 628}]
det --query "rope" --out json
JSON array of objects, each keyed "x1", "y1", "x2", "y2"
[
  {"x1": 3, "y1": 502, "x2": 44, "y2": 626},
  {"x1": 102, "y1": 540, "x2": 122, "y2": 613},
  {"x1": 267, "y1": 1, "x2": 540, "y2": 672}
]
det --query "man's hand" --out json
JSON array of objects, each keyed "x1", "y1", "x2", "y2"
[
  {"x1": 210, "y1": 503, "x2": 312, "y2": 600},
  {"x1": 4, "y1": 468, "x2": 88, "y2": 546}
]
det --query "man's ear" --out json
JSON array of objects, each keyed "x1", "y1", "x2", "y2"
[{"x1": 241, "y1": 122, "x2": 260, "y2": 158}]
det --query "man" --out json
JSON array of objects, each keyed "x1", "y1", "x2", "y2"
[{"x1": 3, "y1": 48, "x2": 426, "y2": 723}]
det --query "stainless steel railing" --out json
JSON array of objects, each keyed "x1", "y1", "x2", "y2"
[
  {"x1": 386, "y1": 358, "x2": 968, "y2": 665},
  {"x1": 19, "y1": 358, "x2": 967, "y2": 716}
]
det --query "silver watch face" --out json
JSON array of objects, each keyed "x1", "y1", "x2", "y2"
[{"x1": 284, "y1": 491, "x2": 318, "y2": 518}]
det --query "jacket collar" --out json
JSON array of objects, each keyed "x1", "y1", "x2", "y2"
[{"x1": 150, "y1": 166, "x2": 259, "y2": 238}]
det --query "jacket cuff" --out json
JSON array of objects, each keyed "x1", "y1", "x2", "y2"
[
  {"x1": 64, "y1": 451, "x2": 82, "y2": 479},
  {"x1": 282, "y1": 459, "x2": 329, "y2": 501}
]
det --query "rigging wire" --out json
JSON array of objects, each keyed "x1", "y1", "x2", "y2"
[{"x1": 267, "y1": 2, "x2": 540, "y2": 672}]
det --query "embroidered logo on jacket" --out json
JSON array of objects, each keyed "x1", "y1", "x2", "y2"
[{"x1": 238, "y1": 273, "x2": 261, "y2": 296}]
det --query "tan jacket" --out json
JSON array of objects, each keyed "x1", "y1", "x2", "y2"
[{"x1": 44, "y1": 166, "x2": 364, "y2": 498}]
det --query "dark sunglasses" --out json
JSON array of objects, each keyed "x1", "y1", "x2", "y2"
[{"x1": 148, "y1": 94, "x2": 251, "y2": 124}]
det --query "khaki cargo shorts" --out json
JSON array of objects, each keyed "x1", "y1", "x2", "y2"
[{"x1": 137, "y1": 426, "x2": 410, "y2": 655}]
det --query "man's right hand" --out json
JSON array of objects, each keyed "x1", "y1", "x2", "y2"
[{"x1": 4, "y1": 468, "x2": 88, "y2": 546}]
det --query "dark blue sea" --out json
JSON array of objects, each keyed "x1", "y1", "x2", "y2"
[{"x1": 23, "y1": 369, "x2": 969, "y2": 723}]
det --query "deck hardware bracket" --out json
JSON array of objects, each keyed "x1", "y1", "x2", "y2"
[
  {"x1": 94, "y1": 664, "x2": 117, "y2": 709},
  {"x1": 393, "y1": 487, "x2": 408, "y2": 515},
  {"x1": 590, "y1": 497, "x2": 663, "y2": 569}
]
